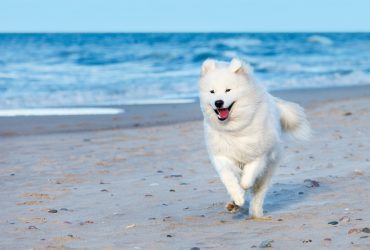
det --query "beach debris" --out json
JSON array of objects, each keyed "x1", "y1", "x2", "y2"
[
  {"x1": 277, "y1": 218, "x2": 283, "y2": 221},
  {"x1": 328, "y1": 221, "x2": 338, "y2": 225},
  {"x1": 48, "y1": 209, "x2": 58, "y2": 213},
  {"x1": 28, "y1": 225, "x2": 39, "y2": 230},
  {"x1": 353, "y1": 169, "x2": 365, "y2": 176},
  {"x1": 101, "y1": 189, "x2": 109, "y2": 192},
  {"x1": 126, "y1": 224, "x2": 136, "y2": 229},
  {"x1": 64, "y1": 221, "x2": 72, "y2": 224},
  {"x1": 144, "y1": 194, "x2": 153, "y2": 197},
  {"x1": 348, "y1": 228, "x2": 362, "y2": 235},
  {"x1": 148, "y1": 217, "x2": 156, "y2": 220},
  {"x1": 302, "y1": 239, "x2": 312, "y2": 243},
  {"x1": 17, "y1": 201, "x2": 43, "y2": 206},
  {"x1": 162, "y1": 216, "x2": 172, "y2": 222},
  {"x1": 157, "y1": 170, "x2": 163, "y2": 173},
  {"x1": 323, "y1": 238, "x2": 331, "y2": 242},
  {"x1": 180, "y1": 182, "x2": 189, "y2": 185},
  {"x1": 164, "y1": 174, "x2": 183, "y2": 178},
  {"x1": 79, "y1": 220, "x2": 94, "y2": 225},
  {"x1": 363, "y1": 227, "x2": 370, "y2": 233},
  {"x1": 169, "y1": 189, "x2": 176, "y2": 192},
  {"x1": 10, "y1": 173, "x2": 15, "y2": 176},
  {"x1": 190, "y1": 247, "x2": 200, "y2": 250},
  {"x1": 166, "y1": 234, "x2": 172, "y2": 238},
  {"x1": 343, "y1": 112, "x2": 352, "y2": 116},
  {"x1": 339, "y1": 216, "x2": 350, "y2": 224},
  {"x1": 304, "y1": 179, "x2": 320, "y2": 187},
  {"x1": 259, "y1": 239, "x2": 273, "y2": 248},
  {"x1": 360, "y1": 236, "x2": 369, "y2": 239},
  {"x1": 99, "y1": 180, "x2": 109, "y2": 184},
  {"x1": 298, "y1": 191, "x2": 304, "y2": 195}
]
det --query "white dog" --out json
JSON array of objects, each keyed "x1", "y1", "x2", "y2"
[{"x1": 199, "y1": 58, "x2": 310, "y2": 219}]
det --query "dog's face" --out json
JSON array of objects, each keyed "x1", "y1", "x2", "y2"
[{"x1": 199, "y1": 59, "x2": 257, "y2": 128}]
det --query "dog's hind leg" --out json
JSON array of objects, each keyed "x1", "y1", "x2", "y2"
[
  {"x1": 213, "y1": 156, "x2": 245, "y2": 207},
  {"x1": 249, "y1": 163, "x2": 276, "y2": 219}
]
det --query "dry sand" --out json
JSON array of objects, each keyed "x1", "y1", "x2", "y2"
[{"x1": 0, "y1": 87, "x2": 369, "y2": 249}]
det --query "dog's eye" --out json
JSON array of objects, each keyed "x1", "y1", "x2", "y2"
[
  {"x1": 225, "y1": 89, "x2": 231, "y2": 92},
  {"x1": 210, "y1": 90, "x2": 215, "y2": 94}
]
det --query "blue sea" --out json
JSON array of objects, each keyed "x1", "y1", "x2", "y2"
[{"x1": 1, "y1": 33, "x2": 370, "y2": 109}]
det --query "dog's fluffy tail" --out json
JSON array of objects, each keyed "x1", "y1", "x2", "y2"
[{"x1": 275, "y1": 98, "x2": 311, "y2": 140}]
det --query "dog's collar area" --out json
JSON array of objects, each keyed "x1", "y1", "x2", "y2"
[{"x1": 214, "y1": 102, "x2": 235, "y2": 121}]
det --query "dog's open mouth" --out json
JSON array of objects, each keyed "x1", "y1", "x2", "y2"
[{"x1": 214, "y1": 102, "x2": 235, "y2": 121}]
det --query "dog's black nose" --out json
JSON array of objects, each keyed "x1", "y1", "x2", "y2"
[{"x1": 215, "y1": 100, "x2": 224, "y2": 108}]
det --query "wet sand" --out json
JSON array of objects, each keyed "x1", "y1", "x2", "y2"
[{"x1": 0, "y1": 86, "x2": 369, "y2": 249}]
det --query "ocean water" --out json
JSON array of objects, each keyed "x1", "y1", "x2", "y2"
[{"x1": 0, "y1": 33, "x2": 370, "y2": 109}]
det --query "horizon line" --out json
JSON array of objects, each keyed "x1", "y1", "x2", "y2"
[{"x1": 0, "y1": 30, "x2": 370, "y2": 34}]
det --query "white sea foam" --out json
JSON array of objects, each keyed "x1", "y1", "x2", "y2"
[
  {"x1": 216, "y1": 38, "x2": 262, "y2": 47},
  {"x1": 0, "y1": 108, "x2": 124, "y2": 117},
  {"x1": 307, "y1": 35, "x2": 333, "y2": 45},
  {"x1": 120, "y1": 98, "x2": 196, "y2": 105},
  {"x1": 261, "y1": 70, "x2": 370, "y2": 90}
]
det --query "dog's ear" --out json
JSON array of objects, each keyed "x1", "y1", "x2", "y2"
[
  {"x1": 201, "y1": 59, "x2": 216, "y2": 76},
  {"x1": 229, "y1": 58, "x2": 246, "y2": 75}
]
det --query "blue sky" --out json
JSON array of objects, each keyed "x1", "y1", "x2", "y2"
[{"x1": 0, "y1": 0, "x2": 369, "y2": 32}]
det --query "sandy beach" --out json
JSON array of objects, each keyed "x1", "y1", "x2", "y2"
[{"x1": 1, "y1": 86, "x2": 370, "y2": 249}]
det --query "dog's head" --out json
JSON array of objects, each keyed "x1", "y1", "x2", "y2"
[{"x1": 199, "y1": 58, "x2": 259, "y2": 129}]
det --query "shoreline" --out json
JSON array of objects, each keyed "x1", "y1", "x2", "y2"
[{"x1": 1, "y1": 84, "x2": 370, "y2": 136}]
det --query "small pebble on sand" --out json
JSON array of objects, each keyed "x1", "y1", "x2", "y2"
[
  {"x1": 304, "y1": 179, "x2": 320, "y2": 187},
  {"x1": 348, "y1": 228, "x2": 362, "y2": 234},
  {"x1": 48, "y1": 209, "x2": 58, "y2": 213},
  {"x1": 339, "y1": 216, "x2": 350, "y2": 223},
  {"x1": 164, "y1": 174, "x2": 183, "y2": 178},
  {"x1": 259, "y1": 240, "x2": 273, "y2": 248},
  {"x1": 328, "y1": 221, "x2": 338, "y2": 225}
]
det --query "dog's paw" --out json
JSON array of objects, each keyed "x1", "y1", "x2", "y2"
[{"x1": 225, "y1": 201, "x2": 240, "y2": 213}]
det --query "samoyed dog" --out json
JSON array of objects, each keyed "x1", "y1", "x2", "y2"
[{"x1": 199, "y1": 58, "x2": 310, "y2": 219}]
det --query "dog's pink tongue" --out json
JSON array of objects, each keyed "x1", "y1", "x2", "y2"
[{"x1": 218, "y1": 108, "x2": 229, "y2": 119}]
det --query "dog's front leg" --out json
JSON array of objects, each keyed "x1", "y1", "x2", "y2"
[
  {"x1": 213, "y1": 156, "x2": 245, "y2": 206},
  {"x1": 240, "y1": 156, "x2": 266, "y2": 190}
]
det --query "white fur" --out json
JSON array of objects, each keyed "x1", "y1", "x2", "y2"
[{"x1": 199, "y1": 58, "x2": 310, "y2": 218}]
